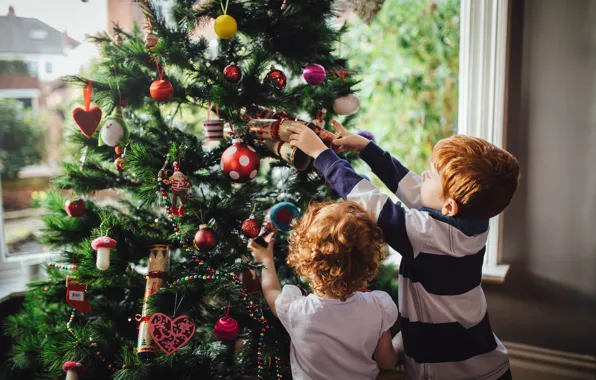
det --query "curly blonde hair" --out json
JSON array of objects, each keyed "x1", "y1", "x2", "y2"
[{"x1": 288, "y1": 201, "x2": 385, "y2": 301}]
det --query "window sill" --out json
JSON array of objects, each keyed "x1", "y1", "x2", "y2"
[{"x1": 481, "y1": 264, "x2": 510, "y2": 284}]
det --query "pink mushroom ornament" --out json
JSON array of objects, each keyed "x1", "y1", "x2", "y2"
[
  {"x1": 62, "y1": 361, "x2": 84, "y2": 380},
  {"x1": 91, "y1": 236, "x2": 117, "y2": 270}
]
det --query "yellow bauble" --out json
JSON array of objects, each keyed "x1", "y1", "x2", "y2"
[{"x1": 214, "y1": 14, "x2": 237, "y2": 39}]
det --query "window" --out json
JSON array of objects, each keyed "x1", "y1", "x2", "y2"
[
  {"x1": 458, "y1": 0, "x2": 510, "y2": 282},
  {"x1": 26, "y1": 61, "x2": 38, "y2": 78},
  {"x1": 384, "y1": 0, "x2": 511, "y2": 283},
  {"x1": 29, "y1": 30, "x2": 48, "y2": 40},
  {"x1": 45, "y1": 61, "x2": 53, "y2": 74}
]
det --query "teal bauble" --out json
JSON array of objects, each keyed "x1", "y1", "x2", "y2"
[{"x1": 269, "y1": 202, "x2": 300, "y2": 232}]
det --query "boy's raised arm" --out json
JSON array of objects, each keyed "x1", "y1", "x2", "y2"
[
  {"x1": 314, "y1": 149, "x2": 415, "y2": 260},
  {"x1": 359, "y1": 142, "x2": 423, "y2": 210}
]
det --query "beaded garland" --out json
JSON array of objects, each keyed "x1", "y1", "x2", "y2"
[
  {"x1": 67, "y1": 308, "x2": 118, "y2": 373},
  {"x1": 48, "y1": 262, "x2": 78, "y2": 271}
]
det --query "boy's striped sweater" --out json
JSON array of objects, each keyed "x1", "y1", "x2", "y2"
[{"x1": 313, "y1": 143, "x2": 510, "y2": 380}]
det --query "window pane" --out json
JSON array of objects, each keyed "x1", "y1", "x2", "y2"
[
  {"x1": 0, "y1": 99, "x2": 51, "y2": 257},
  {"x1": 45, "y1": 61, "x2": 52, "y2": 74}
]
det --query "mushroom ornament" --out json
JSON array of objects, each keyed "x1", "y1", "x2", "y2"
[
  {"x1": 62, "y1": 361, "x2": 84, "y2": 380},
  {"x1": 91, "y1": 236, "x2": 117, "y2": 270}
]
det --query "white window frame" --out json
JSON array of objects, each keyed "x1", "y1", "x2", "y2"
[{"x1": 458, "y1": 0, "x2": 511, "y2": 282}]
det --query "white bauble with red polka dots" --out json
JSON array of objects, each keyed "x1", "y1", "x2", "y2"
[{"x1": 220, "y1": 140, "x2": 260, "y2": 183}]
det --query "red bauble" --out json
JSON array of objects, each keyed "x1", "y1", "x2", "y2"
[
  {"x1": 241, "y1": 217, "x2": 261, "y2": 238},
  {"x1": 264, "y1": 66, "x2": 287, "y2": 90},
  {"x1": 114, "y1": 145, "x2": 124, "y2": 155},
  {"x1": 220, "y1": 140, "x2": 260, "y2": 183},
  {"x1": 214, "y1": 317, "x2": 239, "y2": 341},
  {"x1": 150, "y1": 79, "x2": 174, "y2": 102},
  {"x1": 223, "y1": 64, "x2": 242, "y2": 83},
  {"x1": 194, "y1": 224, "x2": 217, "y2": 251},
  {"x1": 65, "y1": 199, "x2": 86, "y2": 217},
  {"x1": 114, "y1": 157, "x2": 125, "y2": 172}
]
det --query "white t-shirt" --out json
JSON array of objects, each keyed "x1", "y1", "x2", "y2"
[{"x1": 275, "y1": 285, "x2": 398, "y2": 380}]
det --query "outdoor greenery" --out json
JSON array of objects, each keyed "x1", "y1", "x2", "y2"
[
  {"x1": 0, "y1": 99, "x2": 46, "y2": 179},
  {"x1": 0, "y1": 60, "x2": 30, "y2": 76},
  {"x1": 345, "y1": 0, "x2": 460, "y2": 177}
]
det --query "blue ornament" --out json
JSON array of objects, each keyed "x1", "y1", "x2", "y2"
[
  {"x1": 357, "y1": 130, "x2": 376, "y2": 143},
  {"x1": 269, "y1": 202, "x2": 300, "y2": 232}
]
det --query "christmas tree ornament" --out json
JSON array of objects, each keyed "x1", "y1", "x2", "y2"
[
  {"x1": 98, "y1": 106, "x2": 129, "y2": 147},
  {"x1": 66, "y1": 277, "x2": 92, "y2": 314},
  {"x1": 357, "y1": 129, "x2": 376, "y2": 143},
  {"x1": 255, "y1": 210, "x2": 277, "y2": 247},
  {"x1": 145, "y1": 31, "x2": 159, "y2": 49},
  {"x1": 333, "y1": 93, "x2": 360, "y2": 115},
  {"x1": 281, "y1": 0, "x2": 290, "y2": 10},
  {"x1": 264, "y1": 140, "x2": 312, "y2": 171},
  {"x1": 214, "y1": 0, "x2": 237, "y2": 39},
  {"x1": 149, "y1": 313, "x2": 195, "y2": 356},
  {"x1": 203, "y1": 119, "x2": 224, "y2": 142},
  {"x1": 114, "y1": 157, "x2": 125, "y2": 172},
  {"x1": 264, "y1": 66, "x2": 287, "y2": 90},
  {"x1": 241, "y1": 269, "x2": 261, "y2": 294},
  {"x1": 150, "y1": 79, "x2": 174, "y2": 102},
  {"x1": 138, "y1": 245, "x2": 170, "y2": 356},
  {"x1": 220, "y1": 139, "x2": 260, "y2": 183},
  {"x1": 162, "y1": 161, "x2": 191, "y2": 216},
  {"x1": 91, "y1": 236, "x2": 117, "y2": 270},
  {"x1": 150, "y1": 60, "x2": 174, "y2": 102},
  {"x1": 214, "y1": 15, "x2": 237, "y2": 39},
  {"x1": 241, "y1": 215, "x2": 261, "y2": 238},
  {"x1": 269, "y1": 201, "x2": 300, "y2": 232},
  {"x1": 223, "y1": 63, "x2": 242, "y2": 82},
  {"x1": 114, "y1": 145, "x2": 124, "y2": 155},
  {"x1": 303, "y1": 63, "x2": 326, "y2": 85},
  {"x1": 72, "y1": 81, "x2": 102, "y2": 138},
  {"x1": 62, "y1": 361, "x2": 85, "y2": 380},
  {"x1": 349, "y1": 0, "x2": 386, "y2": 24},
  {"x1": 214, "y1": 303, "x2": 239, "y2": 341},
  {"x1": 194, "y1": 225, "x2": 217, "y2": 251},
  {"x1": 64, "y1": 199, "x2": 86, "y2": 217}
]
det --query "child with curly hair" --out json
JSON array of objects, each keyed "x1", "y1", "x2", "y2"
[{"x1": 248, "y1": 201, "x2": 399, "y2": 380}]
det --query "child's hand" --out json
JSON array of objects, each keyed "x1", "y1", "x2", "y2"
[
  {"x1": 287, "y1": 124, "x2": 329, "y2": 158},
  {"x1": 330, "y1": 120, "x2": 371, "y2": 153},
  {"x1": 248, "y1": 238, "x2": 275, "y2": 263}
]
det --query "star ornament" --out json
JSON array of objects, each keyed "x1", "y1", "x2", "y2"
[{"x1": 270, "y1": 202, "x2": 300, "y2": 232}]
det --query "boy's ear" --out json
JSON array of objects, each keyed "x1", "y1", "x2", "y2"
[{"x1": 441, "y1": 198, "x2": 459, "y2": 217}]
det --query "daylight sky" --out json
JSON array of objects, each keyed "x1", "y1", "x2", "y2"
[{"x1": 0, "y1": 0, "x2": 109, "y2": 42}]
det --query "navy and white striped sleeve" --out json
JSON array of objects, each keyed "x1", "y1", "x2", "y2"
[
  {"x1": 359, "y1": 142, "x2": 423, "y2": 210},
  {"x1": 314, "y1": 149, "x2": 415, "y2": 259}
]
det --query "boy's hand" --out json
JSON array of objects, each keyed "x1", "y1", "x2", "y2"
[
  {"x1": 330, "y1": 120, "x2": 370, "y2": 153},
  {"x1": 287, "y1": 125, "x2": 328, "y2": 158},
  {"x1": 248, "y1": 238, "x2": 275, "y2": 263}
]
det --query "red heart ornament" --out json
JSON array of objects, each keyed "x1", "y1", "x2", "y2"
[
  {"x1": 72, "y1": 106, "x2": 102, "y2": 138},
  {"x1": 149, "y1": 313, "x2": 195, "y2": 356},
  {"x1": 65, "y1": 199, "x2": 86, "y2": 217}
]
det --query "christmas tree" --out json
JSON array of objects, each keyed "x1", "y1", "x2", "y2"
[{"x1": 3, "y1": 1, "x2": 374, "y2": 379}]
